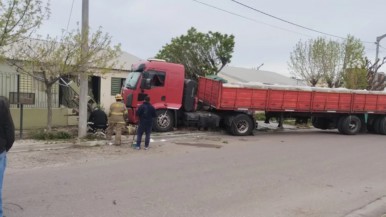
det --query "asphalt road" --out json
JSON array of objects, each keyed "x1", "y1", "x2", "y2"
[{"x1": 4, "y1": 129, "x2": 386, "y2": 217}]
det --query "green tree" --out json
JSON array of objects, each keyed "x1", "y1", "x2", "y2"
[
  {"x1": 340, "y1": 35, "x2": 366, "y2": 89},
  {"x1": 7, "y1": 28, "x2": 121, "y2": 131},
  {"x1": 342, "y1": 35, "x2": 365, "y2": 70},
  {"x1": 288, "y1": 38, "x2": 322, "y2": 86},
  {"x1": 343, "y1": 67, "x2": 367, "y2": 89},
  {"x1": 0, "y1": 0, "x2": 49, "y2": 51},
  {"x1": 314, "y1": 37, "x2": 342, "y2": 88},
  {"x1": 156, "y1": 27, "x2": 235, "y2": 79},
  {"x1": 289, "y1": 35, "x2": 365, "y2": 88}
]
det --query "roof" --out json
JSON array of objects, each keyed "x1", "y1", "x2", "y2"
[
  {"x1": 218, "y1": 66, "x2": 305, "y2": 86},
  {"x1": 112, "y1": 51, "x2": 141, "y2": 70},
  {"x1": 3, "y1": 38, "x2": 142, "y2": 71}
]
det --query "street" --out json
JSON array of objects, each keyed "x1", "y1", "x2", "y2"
[{"x1": 4, "y1": 128, "x2": 386, "y2": 217}]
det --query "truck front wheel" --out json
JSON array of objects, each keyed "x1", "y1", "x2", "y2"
[
  {"x1": 230, "y1": 114, "x2": 253, "y2": 136},
  {"x1": 153, "y1": 110, "x2": 174, "y2": 132}
]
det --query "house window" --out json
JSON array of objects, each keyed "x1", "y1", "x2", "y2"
[{"x1": 111, "y1": 77, "x2": 125, "y2": 95}]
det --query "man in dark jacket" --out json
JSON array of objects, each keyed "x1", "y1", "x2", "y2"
[
  {"x1": 135, "y1": 96, "x2": 156, "y2": 150},
  {"x1": 0, "y1": 96, "x2": 15, "y2": 217},
  {"x1": 88, "y1": 107, "x2": 108, "y2": 132}
]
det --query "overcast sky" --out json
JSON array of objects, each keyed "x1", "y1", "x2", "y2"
[{"x1": 37, "y1": 0, "x2": 386, "y2": 76}]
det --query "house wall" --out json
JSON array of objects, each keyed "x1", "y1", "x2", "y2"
[
  {"x1": 99, "y1": 71, "x2": 129, "y2": 113},
  {"x1": 10, "y1": 108, "x2": 75, "y2": 129}
]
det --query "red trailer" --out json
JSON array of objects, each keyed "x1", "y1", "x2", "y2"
[
  {"x1": 198, "y1": 77, "x2": 386, "y2": 113},
  {"x1": 123, "y1": 60, "x2": 386, "y2": 136}
]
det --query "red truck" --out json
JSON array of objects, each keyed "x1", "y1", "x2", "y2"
[{"x1": 122, "y1": 59, "x2": 386, "y2": 136}]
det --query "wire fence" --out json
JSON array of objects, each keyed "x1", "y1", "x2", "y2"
[{"x1": 0, "y1": 72, "x2": 59, "y2": 108}]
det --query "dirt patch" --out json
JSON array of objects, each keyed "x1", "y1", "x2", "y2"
[{"x1": 7, "y1": 143, "x2": 164, "y2": 170}]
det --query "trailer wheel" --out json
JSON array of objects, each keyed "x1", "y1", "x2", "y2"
[
  {"x1": 311, "y1": 117, "x2": 329, "y2": 129},
  {"x1": 366, "y1": 118, "x2": 375, "y2": 133},
  {"x1": 337, "y1": 116, "x2": 345, "y2": 134},
  {"x1": 153, "y1": 110, "x2": 174, "y2": 132},
  {"x1": 231, "y1": 114, "x2": 253, "y2": 136},
  {"x1": 378, "y1": 117, "x2": 386, "y2": 135},
  {"x1": 373, "y1": 117, "x2": 381, "y2": 134},
  {"x1": 341, "y1": 115, "x2": 361, "y2": 135}
]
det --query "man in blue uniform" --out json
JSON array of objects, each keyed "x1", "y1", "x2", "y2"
[{"x1": 135, "y1": 96, "x2": 156, "y2": 150}]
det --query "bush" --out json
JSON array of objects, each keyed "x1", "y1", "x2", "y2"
[
  {"x1": 255, "y1": 112, "x2": 266, "y2": 121},
  {"x1": 30, "y1": 130, "x2": 73, "y2": 140}
]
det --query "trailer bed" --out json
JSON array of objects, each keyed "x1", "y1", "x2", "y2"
[{"x1": 197, "y1": 77, "x2": 386, "y2": 114}]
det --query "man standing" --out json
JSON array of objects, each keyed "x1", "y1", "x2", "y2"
[
  {"x1": 0, "y1": 96, "x2": 15, "y2": 217},
  {"x1": 106, "y1": 94, "x2": 127, "y2": 145},
  {"x1": 136, "y1": 96, "x2": 156, "y2": 150}
]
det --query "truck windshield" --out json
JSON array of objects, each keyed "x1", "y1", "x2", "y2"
[{"x1": 125, "y1": 72, "x2": 141, "y2": 89}]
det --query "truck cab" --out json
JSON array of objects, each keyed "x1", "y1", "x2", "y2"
[{"x1": 122, "y1": 59, "x2": 185, "y2": 131}]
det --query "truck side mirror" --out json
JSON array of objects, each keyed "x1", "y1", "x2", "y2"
[{"x1": 140, "y1": 78, "x2": 151, "y2": 90}]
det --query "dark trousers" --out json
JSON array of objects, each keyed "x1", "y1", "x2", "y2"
[{"x1": 136, "y1": 123, "x2": 152, "y2": 148}]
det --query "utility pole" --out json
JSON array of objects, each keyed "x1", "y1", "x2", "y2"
[
  {"x1": 78, "y1": 0, "x2": 89, "y2": 138},
  {"x1": 375, "y1": 34, "x2": 386, "y2": 69}
]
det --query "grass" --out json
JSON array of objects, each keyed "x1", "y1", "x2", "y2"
[
  {"x1": 29, "y1": 130, "x2": 74, "y2": 140},
  {"x1": 255, "y1": 112, "x2": 266, "y2": 121}
]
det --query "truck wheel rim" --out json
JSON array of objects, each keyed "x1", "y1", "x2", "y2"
[
  {"x1": 349, "y1": 121, "x2": 358, "y2": 130},
  {"x1": 236, "y1": 120, "x2": 248, "y2": 134},
  {"x1": 157, "y1": 114, "x2": 170, "y2": 128}
]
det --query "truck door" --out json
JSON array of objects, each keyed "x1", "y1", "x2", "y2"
[{"x1": 145, "y1": 70, "x2": 167, "y2": 108}]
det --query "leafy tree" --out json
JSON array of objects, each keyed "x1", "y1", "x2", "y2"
[
  {"x1": 0, "y1": 0, "x2": 49, "y2": 51},
  {"x1": 340, "y1": 35, "x2": 366, "y2": 89},
  {"x1": 156, "y1": 27, "x2": 235, "y2": 79},
  {"x1": 289, "y1": 35, "x2": 365, "y2": 88},
  {"x1": 288, "y1": 38, "x2": 322, "y2": 86},
  {"x1": 342, "y1": 35, "x2": 365, "y2": 70},
  {"x1": 7, "y1": 28, "x2": 121, "y2": 131},
  {"x1": 343, "y1": 67, "x2": 367, "y2": 89},
  {"x1": 314, "y1": 37, "x2": 342, "y2": 88}
]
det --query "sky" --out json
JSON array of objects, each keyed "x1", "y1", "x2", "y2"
[{"x1": 36, "y1": 0, "x2": 386, "y2": 77}]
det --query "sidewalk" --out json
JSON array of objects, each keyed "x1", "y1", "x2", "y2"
[
  {"x1": 10, "y1": 130, "x2": 212, "y2": 153},
  {"x1": 10, "y1": 122, "x2": 302, "y2": 153}
]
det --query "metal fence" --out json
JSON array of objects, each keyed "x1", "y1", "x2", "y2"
[{"x1": 0, "y1": 72, "x2": 59, "y2": 108}]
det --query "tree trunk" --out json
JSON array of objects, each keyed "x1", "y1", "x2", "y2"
[{"x1": 45, "y1": 83, "x2": 53, "y2": 132}]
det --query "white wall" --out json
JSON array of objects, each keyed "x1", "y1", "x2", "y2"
[{"x1": 99, "y1": 71, "x2": 129, "y2": 113}]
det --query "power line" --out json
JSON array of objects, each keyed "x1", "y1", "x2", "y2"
[
  {"x1": 66, "y1": 0, "x2": 76, "y2": 32},
  {"x1": 193, "y1": 0, "x2": 313, "y2": 38},
  {"x1": 230, "y1": 0, "x2": 374, "y2": 44}
]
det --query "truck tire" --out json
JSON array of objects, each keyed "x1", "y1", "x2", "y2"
[
  {"x1": 337, "y1": 116, "x2": 345, "y2": 134},
  {"x1": 312, "y1": 117, "x2": 329, "y2": 129},
  {"x1": 341, "y1": 115, "x2": 361, "y2": 135},
  {"x1": 230, "y1": 114, "x2": 253, "y2": 136},
  {"x1": 378, "y1": 117, "x2": 386, "y2": 135},
  {"x1": 373, "y1": 117, "x2": 382, "y2": 134},
  {"x1": 366, "y1": 119, "x2": 375, "y2": 133},
  {"x1": 153, "y1": 110, "x2": 174, "y2": 132}
]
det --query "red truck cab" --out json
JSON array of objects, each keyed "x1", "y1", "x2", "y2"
[{"x1": 122, "y1": 59, "x2": 185, "y2": 130}]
